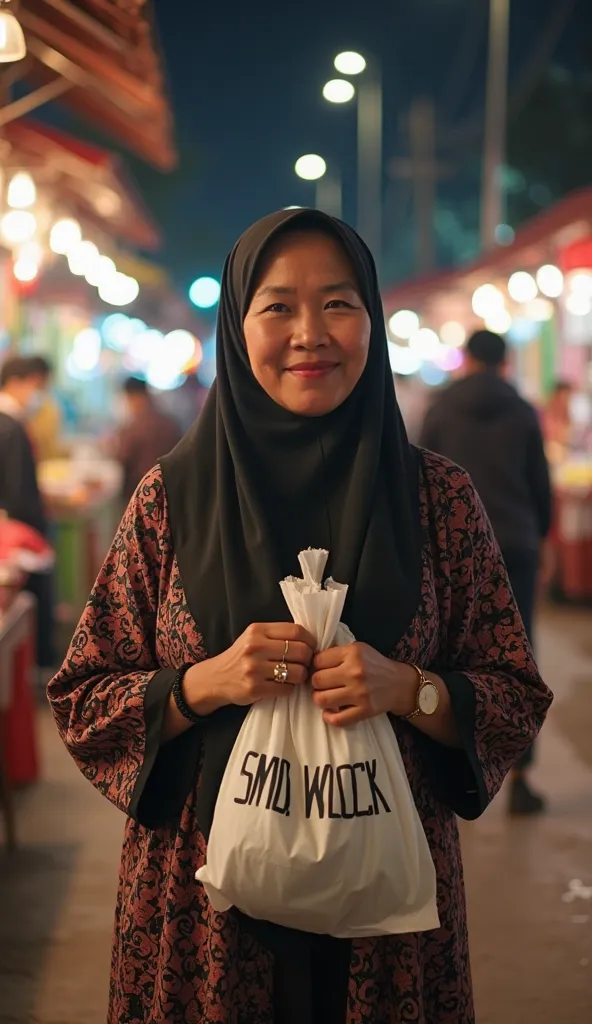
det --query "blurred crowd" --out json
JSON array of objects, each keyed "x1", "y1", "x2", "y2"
[{"x1": 0, "y1": 337, "x2": 589, "y2": 748}]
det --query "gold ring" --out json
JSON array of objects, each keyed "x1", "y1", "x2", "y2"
[
  {"x1": 273, "y1": 662, "x2": 289, "y2": 684},
  {"x1": 283, "y1": 640, "x2": 289, "y2": 661}
]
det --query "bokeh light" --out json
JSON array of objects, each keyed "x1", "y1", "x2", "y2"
[
  {"x1": 388, "y1": 342, "x2": 422, "y2": 376},
  {"x1": 508, "y1": 271, "x2": 537, "y2": 303},
  {"x1": 7, "y1": 172, "x2": 36, "y2": 209},
  {"x1": 50, "y1": 218, "x2": 82, "y2": 255},
  {"x1": 71, "y1": 328, "x2": 102, "y2": 372},
  {"x1": 484, "y1": 309, "x2": 512, "y2": 334},
  {"x1": 409, "y1": 328, "x2": 440, "y2": 361},
  {"x1": 536, "y1": 264, "x2": 563, "y2": 298},
  {"x1": 472, "y1": 283, "x2": 504, "y2": 319},
  {"x1": 334, "y1": 51, "x2": 367, "y2": 75},
  {"x1": 189, "y1": 276, "x2": 221, "y2": 309},
  {"x1": 388, "y1": 310, "x2": 419, "y2": 340},
  {"x1": 1, "y1": 210, "x2": 37, "y2": 245},
  {"x1": 439, "y1": 321, "x2": 466, "y2": 348},
  {"x1": 323, "y1": 79, "x2": 355, "y2": 103},
  {"x1": 294, "y1": 154, "x2": 327, "y2": 181}
]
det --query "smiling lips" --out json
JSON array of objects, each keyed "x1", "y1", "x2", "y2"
[{"x1": 286, "y1": 361, "x2": 339, "y2": 379}]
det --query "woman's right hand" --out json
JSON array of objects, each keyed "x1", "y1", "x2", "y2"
[{"x1": 183, "y1": 622, "x2": 316, "y2": 715}]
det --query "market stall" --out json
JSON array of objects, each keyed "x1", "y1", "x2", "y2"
[{"x1": 382, "y1": 187, "x2": 592, "y2": 602}]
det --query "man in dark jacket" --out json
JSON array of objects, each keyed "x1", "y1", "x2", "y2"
[
  {"x1": 0, "y1": 355, "x2": 55, "y2": 668},
  {"x1": 114, "y1": 377, "x2": 183, "y2": 502},
  {"x1": 420, "y1": 329, "x2": 552, "y2": 815}
]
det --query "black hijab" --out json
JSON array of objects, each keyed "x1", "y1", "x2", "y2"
[
  {"x1": 156, "y1": 211, "x2": 424, "y2": 995},
  {"x1": 161, "y1": 208, "x2": 421, "y2": 668}
]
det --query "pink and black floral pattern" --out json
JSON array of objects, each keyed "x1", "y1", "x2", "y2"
[{"x1": 48, "y1": 450, "x2": 552, "y2": 1023}]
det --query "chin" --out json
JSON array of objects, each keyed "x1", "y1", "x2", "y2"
[{"x1": 283, "y1": 393, "x2": 343, "y2": 417}]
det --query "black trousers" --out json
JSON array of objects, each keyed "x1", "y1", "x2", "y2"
[{"x1": 502, "y1": 547, "x2": 539, "y2": 770}]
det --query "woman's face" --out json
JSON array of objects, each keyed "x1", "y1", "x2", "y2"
[{"x1": 243, "y1": 230, "x2": 371, "y2": 417}]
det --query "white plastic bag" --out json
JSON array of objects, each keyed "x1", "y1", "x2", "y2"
[{"x1": 196, "y1": 549, "x2": 439, "y2": 938}]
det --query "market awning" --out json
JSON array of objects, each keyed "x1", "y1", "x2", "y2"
[
  {"x1": 383, "y1": 188, "x2": 592, "y2": 313},
  {"x1": 3, "y1": 118, "x2": 161, "y2": 249},
  {"x1": 8, "y1": 0, "x2": 175, "y2": 170}
]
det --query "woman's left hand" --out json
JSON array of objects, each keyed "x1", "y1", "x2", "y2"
[{"x1": 311, "y1": 642, "x2": 414, "y2": 727}]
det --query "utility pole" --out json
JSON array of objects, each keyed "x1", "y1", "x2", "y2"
[
  {"x1": 481, "y1": 0, "x2": 510, "y2": 249},
  {"x1": 390, "y1": 97, "x2": 452, "y2": 275},
  {"x1": 357, "y1": 68, "x2": 383, "y2": 273},
  {"x1": 316, "y1": 171, "x2": 343, "y2": 220}
]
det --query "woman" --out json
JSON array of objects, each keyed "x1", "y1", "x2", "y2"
[{"x1": 48, "y1": 209, "x2": 552, "y2": 1024}]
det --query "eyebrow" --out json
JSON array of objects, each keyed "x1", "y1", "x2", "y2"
[{"x1": 254, "y1": 280, "x2": 359, "y2": 299}]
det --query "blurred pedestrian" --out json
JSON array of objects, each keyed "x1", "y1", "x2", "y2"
[
  {"x1": 26, "y1": 356, "x2": 66, "y2": 463},
  {"x1": 420, "y1": 329, "x2": 552, "y2": 815},
  {"x1": 49, "y1": 211, "x2": 551, "y2": 1023},
  {"x1": 543, "y1": 379, "x2": 573, "y2": 464},
  {"x1": 0, "y1": 355, "x2": 55, "y2": 669},
  {"x1": 113, "y1": 377, "x2": 182, "y2": 502}
]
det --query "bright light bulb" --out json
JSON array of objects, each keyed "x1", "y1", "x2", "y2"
[
  {"x1": 334, "y1": 51, "x2": 367, "y2": 75},
  {"x1": 388, "y1": 343, "x2": 421, "y2": 376},
  {"x1": 85, "y1": 255, "x2": 116, "y2": 287},
  {"x1": 98, "y1": 273, "x2": 139, "y2": 307},
  {"x1": 566, "y1": 270, "x2": 592, "y2": 297},
  {"x1": 165, "y1": 329, "x2": 196, "y2": 368},
  {"x1": 72, "y1": 328, "x2": 102, "y2": 372},
  {"x1": 484, "y1": 309, "x2": 512, "y2": 334},
  {"x1": 146, "y1": 362, "x2": 185, "y2": 391},
  {"x1": 565, "y1": 293, "x2": 591, "y2": 317},
  {"x1": 536, "y1": 264, "x2": 563, "y2": 298},
  {"x1": 125, "y1": 329, "x2": 164, "y2": 370},
  {"x1": 1, "y1": 210, "x2": 37, "y2": 245},
  {"x1": 50, "y1": 218, "x2": 82, "y2": 255},
  {"x1": 68, "y1": 241, "x2": 99, "y2": 276},
  {"x1": 294, "y1": 154, "x2": 327, "y2": 181},
  {"x1": 322, "y1": 79, "x2": 355, "y2": 103},
  {"x1": 13, "y1": 258, "x2": 38, "y2": 283},
  {"x1": 7, "y1": 172, "x2": 36, "y2": 209},
  {"x1": 439, "y1": 321, "x2": 466, "y2": 348},
  {"x1": 471, "y1": 283, "x2": 504, "y2": 319},
  {"x1": 409, "y1": 328, "x2": 440, "y2": 360},
  {"x1": 0, "y1": 12, "x2": 27, "y2": 64},
  {"x1": 508, "y1": 271, "x2": 538, "y2": 303},
  {"x1": 18, "y1": 241, "x2": 43, "y2": 265},
  {"x1": 388, "y1": 310, "x2": 419, "y2": 340}
]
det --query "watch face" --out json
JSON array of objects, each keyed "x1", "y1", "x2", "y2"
[{"x1": 419, "y1": 683, "x2": 439, "y2": 715}]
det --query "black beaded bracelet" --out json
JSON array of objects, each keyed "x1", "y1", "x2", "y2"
[{"x1": 171, "y1": 664, "x2": 202, "y2": 726}]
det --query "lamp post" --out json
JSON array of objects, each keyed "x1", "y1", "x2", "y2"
[
  {"x1": 481, "y1": 0, "x2": 510, "y2": 249},
  {"x1": 324, "y1": 51, "x2": 383, "y2": 271},
  {"x1": 294, "y1": 153, "x2": 342, "y2": 219}
]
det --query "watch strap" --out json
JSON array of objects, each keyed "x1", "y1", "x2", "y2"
[{"x1": 404, "y1": 663, "x2": 428, "y2": 721}]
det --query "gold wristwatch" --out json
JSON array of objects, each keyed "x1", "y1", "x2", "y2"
[{"x1": 404, "y1": 664, "x2": 440, "y2": 720}]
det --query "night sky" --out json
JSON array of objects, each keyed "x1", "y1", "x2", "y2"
[
  {"x1": 45, "y1": 0, "x2": 592, "y2": 293},
  {"x1": 142, "y1": 0, "x2": 590, "y2": 292}
]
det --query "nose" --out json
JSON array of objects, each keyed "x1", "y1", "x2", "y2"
[{"x1": 290, "y1": 306, "x2": 330, "y2": 349}]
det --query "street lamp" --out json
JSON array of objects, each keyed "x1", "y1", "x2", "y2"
[
  {"x1": 294, "y1": 154, "x2": 327, "y2": 182},
  {"x1": 323, "y1": 51, "x2": 383, "y2": 270},
  {"x1": 0, "y1": 2, "x2": 26, "y2": 63},
  {"x1": 334, "y1": 51, "x2": 367, "y2": 76},
  {"x1": 294, "y1": 154, "x2": 342, "y2": 219},
  {"x1": 322, "y1": 79, "x2": 355, "y2": 104}
]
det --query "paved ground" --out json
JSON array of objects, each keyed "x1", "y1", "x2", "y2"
[{"x1": 0, "y1": 605, "x2": 591, "y2": 1023}]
